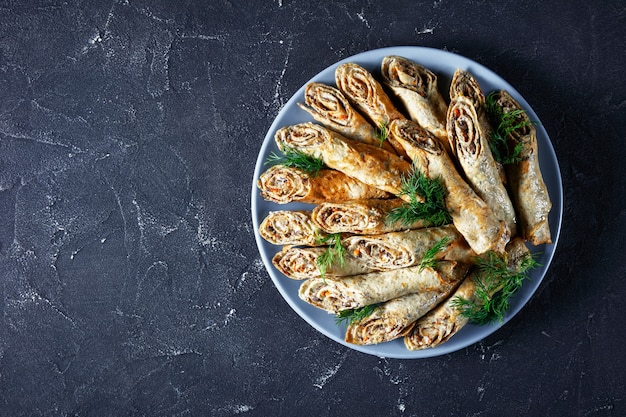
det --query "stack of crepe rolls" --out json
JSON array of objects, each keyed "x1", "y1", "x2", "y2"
[
  {"x1": 256, "y1": 55, "x2": 552, "y2": 350},
  {"x1": 274, "y1": 122, "x2": 413, "y2": 200},
  {"x1": 404, "y1": 237, "x2": 530, "y2": 350},
  {"x1": 388, "y1": 118, "x2": 510, "y2": 254},
  {"x1": 273, "y1": 225, "x2": 475, "y2": 280},
  {"x1": 335, "y1": 62, "x2": 407, "y2": 156},
  {"x1": 345, "y1": 263, "x2": 470, "y2": 345},
  {"x1": 297, "y1": 82, "x2": 397, "y2": 154},
  {"x1": 380, "y1": 55, "x2": 449, "y2": 151}
]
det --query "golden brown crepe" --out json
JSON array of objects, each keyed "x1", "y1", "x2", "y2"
[
  {"x1": 448, "y1": 68, "x2": 507, "y2": 181},
  {"x1": 388, "y1": 118, "x2": 510, "y2": 254},
  {"x1": 311, "y1": 198, "x2": 425, "y2": 234},
  {"x1": 447, "y1": 95, "x2": 518, "y2": 235},
  {"x1": 297, "y1": 82, "x2": 396, "y2": 154},
  {"x1": 404, "y1": 238, "x2": 530, "y2": 350},
  {"x1": 449, "y1": 68, "x2": 487, "y2": 108},
  {"x1": 274, "y1": 122, "x2": 413, "y2": 201},
  {"x1": 404, "y1": 269, "x2": 476, "y2": 350},
  {"x1": 381, "y1": 55, "x2": 449, "y2": 151},
  {"x1": 343, "y1": 225, "x2": 476, "y2": 270},
  {"x1": 258, "y1": 164, "x2": 391, "y2": 204},
  {"x1": 298, "y1": 260, "x2": 469, "y2": 313},
  {"x1": 259, "y1": 210, "x2": 326, "y2": 246},
  {"x1": 335, "y1": 62, "x2": 407, "y2": 155},
  {"x1": 272, "y1": 246, "x2": 377, "y2": 280},
  {"x1": 344, "y1": 270, "x2": 467, "y2": 345},
  {"x1": 493, "y1": 90, "x2": 552, "y2": 245}
]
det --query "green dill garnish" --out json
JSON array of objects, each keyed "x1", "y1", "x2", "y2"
[
  {"x1": 450, "y1": 251, "x2": 540, "y2": 325},
  {"x1": 387, "y1": 168, "x2": 451, "y2": 227},
  {"x1": 264, "y1": 146, "x2": 325, "y2": 176},
  {"x1": 335, "y1": 304, "x2": 378, "y2": 326},
  {"x1": 485, "y1": 91, "x2": 537, "y2": 165},
  {"x1": 419, "y1": 236, "x2": 452, "y2": 272},
  {"x1": 376, "y1": 122, "x2": 389, "y2": 147},
  {"x1": 315, "y1": 233, "x2": 346, "y2": 277}
]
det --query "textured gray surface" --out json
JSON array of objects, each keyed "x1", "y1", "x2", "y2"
[{"x1": 0, "y1": 0, "x2": 624, "y2": 416}]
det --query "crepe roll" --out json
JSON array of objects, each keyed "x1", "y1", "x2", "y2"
[
  {"x1": 274, "y1": 122, "x2": 413, "y2": 201},
  {"x1": 389, "y1": 118, "x2": 509, "y2": 254},
  {"x1": 449, "y1": 68, "x2": 486, "y2": 107},
  {"x1": 298, "y1": 260, "x2": 469, "y2": 313},
  {"x1": 297, "y1": 82, "x2": 396, "y2": 153},
  {"x1": 335, "y1": 62, "x2": 407, "y2": 155},
  {"x1": 403, "y1": 270, "x2": 475, "y2": 350},
  {"x1": 344, "y1": 272, "x2": 467, "y2": 345},
  {"x1": 493, "y1": 90, "x2": 552, "y2": 245},
  {"x1": 404, "y1": 238, "x2": 530, "y2": 350},
  {"x1": 381, "y1": 55, "x2": 449, "y2": 150},
  {"x1": 272, "y1": 246, "x2": 376, "y2": 280},
  {"x1": 258, "y1": 165, "x2": 392, "y2": 204},
  {"x1": 449, "y1": 68, "x2": 507, "y2": 177},
  {"x1": 311, "y1": 198, "x2": 425, "y2": 235},
  {"x1": 259, "y1": 210, "x2": 326, "y2": 246},
  {"x1": 447, "y1": 96, "x2": 518, "y2": 236},
  {"x1": 343, "y1": 225, "x2": 475, "y2": 270}
]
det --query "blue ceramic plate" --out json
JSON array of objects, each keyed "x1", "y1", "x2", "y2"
[{"x1": 251, "y1": 46, "x2": 563, "y2": 359}]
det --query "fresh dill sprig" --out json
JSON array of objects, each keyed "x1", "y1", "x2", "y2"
[
  {"x1": 485, "y1": 91, "x2": 537, "y2": 165},
  {"x1": 450, "y1": 251, "x2": 540, "y2": 325},
  {"x1": 386, "y1": 168, "x2": 452, "y2": 227},
  {"x1": 419, "y1": 236, "x2": 452, "y2": 272},
  {"x1": 315, "y1": 233, "x2": 347, "y2": 277},
  {"x1": 335, "y1": 304, "x2": 378, "y2": 326},
  {"x1": 264, "y1": 146, "x2": 325, "y2": 176},
  {"x1": 376, "y1": 122, "x2": 389, "y2": 147}
]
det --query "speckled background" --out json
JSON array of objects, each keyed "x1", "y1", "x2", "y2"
[{"x1": 0, "y1": 1, "x2": 624, "y2": 416}]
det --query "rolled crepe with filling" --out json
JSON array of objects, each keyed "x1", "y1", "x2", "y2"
[
  {"x1": 449, "y1": 68, "x2": 486, "y2": 106},
  {"x1": 404, "y1": 238, "x2": 530, "y2": 350},
  {"x1": 449, "y1": 69, "x2": 506, "y2": 182},
  {"x1": 272, "y1": 246, "x2": 377, "y2": 280},
  {"x1": 258, "y1": 164, "x2": 391, "y2": 204},
  {"x1": 344, "y1": 265, "x2": 469, "y2": 345},
  {"x1": 335, "y1": 62, "x2": 406, "y2": 155},
  {"x1": 404, "y1": 270, "x2": 475, "y2": 350},
  {"x1": 447, "y1": 95, "x2": 517, "y2": 236},
  {"x1": 299, "y1": 260, "x2": 469, "y2": 313},
  {"x1": 381, "y1": 55, "x2": 449, "y2": 150},
  {"x1": 296, "y1": 82, "x2": 396, "y2": 154},
  {"x1": 388, "y1": 118, "x2": 509, "y2": 254},
  {"x1": 274, "y1": 122, "x2": 413, "y2": 201},
  {"x1": 493, "y1": 90, "x2": 552, "y2": 245},
  {"x1": 311, "y1": 198, "x2": 425, "y2": 234},
  {"x1": 259, "y1": 210, "x2": 326, "y2": 246},
  {"x1": 343, "y1": 224, "x2": 475, "y2": 270}
]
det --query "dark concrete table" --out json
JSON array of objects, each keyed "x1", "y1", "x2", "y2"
[{"x1": 1, "y1": 1, "x2": 624, "y2": 416}]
